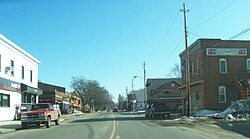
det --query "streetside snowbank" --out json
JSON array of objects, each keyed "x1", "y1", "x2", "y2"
[
  {"x1": 194, "y1": 109, "x2": 218, "y2": 117},
  {"x1": 213, "y1": 99, "x2": 250, "y2": 119}
]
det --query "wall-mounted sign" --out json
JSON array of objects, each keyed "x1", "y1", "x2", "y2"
[
  {"x1": 206, "y1": 48, "x2": 247, "y2": 56},
  {"x1": 0, "y1": 77, "x2": 21, "y2": 92}
]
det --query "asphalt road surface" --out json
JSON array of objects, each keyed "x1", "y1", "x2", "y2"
[{"x1": 0, "y1": 111, "x2": 248, "y2": 139}]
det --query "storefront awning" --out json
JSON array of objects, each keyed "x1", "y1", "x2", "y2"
[{"x1": 21, "y1": 83, "x2": 43, "y2": 95}]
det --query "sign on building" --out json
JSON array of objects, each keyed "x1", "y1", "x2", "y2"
[{"x1": 206, "y1": 48, "x2": 247, "y2": 56}]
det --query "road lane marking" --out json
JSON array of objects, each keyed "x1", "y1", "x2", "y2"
[
  {"x1": 116, "y1": 122, "x2": 119, "y2": 125},
  {"x1": 116, "y1": 136, "x2": 120, "y2": 139},
  {"x1": 109, "y1": 119, "x2": 116, "y2": 139}
]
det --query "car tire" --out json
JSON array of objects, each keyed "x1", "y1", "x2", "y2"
[
  {"x1": 21, "y1": 122, "x2": 28, "y2": 129},
  {"x1": 46, "y1": 117, "x2": 51, "y2": 128},
  {"x1": 36, "y1": 123, "x2": 40, "y2": 127},
  {"x1": 55, "y1": 116, "x2": 60, "y2": 125}
]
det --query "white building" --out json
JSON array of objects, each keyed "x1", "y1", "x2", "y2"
[{"x1": 0, "y1": 34, "x2": 42, "y2": 121}]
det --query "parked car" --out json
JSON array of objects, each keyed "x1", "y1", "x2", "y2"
[
  {"x1": 83, "y1": 105, "x2": 91, "y2": 113},
  {"x1": 148, "y1": 103, "x2": 170, "y2": 119},
  {"x1": 113, "y1": 107, "x2": 118, "y2": 112},
  {"x1": 20, "y1": 103, "x2": 61, "y2": 128}
]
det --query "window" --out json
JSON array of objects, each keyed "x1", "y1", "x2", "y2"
[
  {"x1": 219, "y1": 59, "x2": 227, "y2": 74},
  {"x1": 246, "y1": 58, "x2": 250, "y2": 71},
  {"x1": 196, "y1": 59, "x2": 200, "y2": 76},
  {"x1": 22, "y1": 66, "x2": 25, "y2": 80},
  {"x1": 183, "y1": 72, "x2": 186, "y2": 81},
  {"x1": 218, "y1": 86, "x2": 226, "y2": 103},
  {"x1": 0, "y1": 93, "x2": 10, "y2": 107},
  {"x1": 162, "y1": 90, "x2": 172, "y2": 95},
  {"x1": 30, "y1": 70, "x2": 33, "y2": 82},
  {"x1": 191, "y1": 62, "x2": 195, "y2": 77},
  {"x1": 11, "y1": 60, "x2": 14, "y2": 76}
]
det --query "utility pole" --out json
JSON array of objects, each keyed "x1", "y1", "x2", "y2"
[
  {"x1": 143, "y1": 61, "x2": 147, "y2": 106},
  {"x1": 181, "y1": 3, "x2": 191, "y2": 117},
  {"x1": 126, "y1": 87, "x2": 128, "y2": 111},
  {"x1": 132, "y1": 79, "x2": 134, "y2": 111}
]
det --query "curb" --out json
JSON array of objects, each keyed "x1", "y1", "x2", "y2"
[
  {"x1": 0, "y1": 129, "x2": 16, "y2": 134},
  {"x1": 0, "y1": 118, "x2": 65, "y2": 134}
]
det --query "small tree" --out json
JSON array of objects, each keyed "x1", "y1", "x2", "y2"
[{"x1": 168, "y1": 64, "x2": 181, "y2": 78}]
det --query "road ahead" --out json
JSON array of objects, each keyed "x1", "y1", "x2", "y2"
[{"x1": 0, "y1": 111, "x2": 248, "y2": 139}]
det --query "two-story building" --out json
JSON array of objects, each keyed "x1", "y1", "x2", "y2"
[
  {"x1": 179, "y1": 39, "x2": 250, "y2": 115},
  {"x1": 146, "y1": 78, "x2": 182, "y2": 112},
  {"x1": 38, "y1": 82, "x2": 82, "y2": 113},
  {"x1": 0, "y1": 34, "x2": 42, "y2": 121}
]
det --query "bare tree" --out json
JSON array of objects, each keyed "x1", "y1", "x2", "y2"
[
  {"x1": 70, "y1": 76, "x2": 114, "y2": 111},
  {"x1": 168, "y1": 64, "x2": 181, "y2": 78}
]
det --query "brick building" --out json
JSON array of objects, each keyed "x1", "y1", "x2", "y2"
[
  {"x1": 146, "y1": 78, "x2": 182, "y2": 112},
  {"x1": 38, "y1": 82, "x2": 82, "y2": 113},
  {"x1": 179, "y1": 39, "x2": 250, "y2": 115}
]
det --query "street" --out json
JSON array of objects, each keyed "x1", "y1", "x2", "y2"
[{"x1": 0, "y1": 111, "x2": 249, "y2": 139}]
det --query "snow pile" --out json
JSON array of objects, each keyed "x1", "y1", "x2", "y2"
[
  {"x1": 194, "y1": 109, "x2": 218, "y2": 117},
  {"x1": 173, "y1": 116, "x2": 198, "y2": 123},
  {"x1": 213, "y1": 99, "x2": 250, "y2": 119}
]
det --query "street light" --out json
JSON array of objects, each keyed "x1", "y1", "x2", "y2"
[{"x1": 134, "y1": 75, "x2": 147, "y2": 109}]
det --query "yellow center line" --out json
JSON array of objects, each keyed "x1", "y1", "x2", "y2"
[{"x1": 109, "y1": 119, "x2": 116, "y2": 139}]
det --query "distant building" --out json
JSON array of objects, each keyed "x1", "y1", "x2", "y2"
[
  {"x1": 0, "y1": 34, "x2": 42, "y2": 121},
  {"x1": 179, "y1": 39, "x2": 250, "y2": 115},
  {"x1": 146, "y1": 78, "x2": 182, "y2": 113},
  {"x1": 127, "y1": 93, "x2": 135, "y2": 111},
  {"x1": 38, "y1": 82, "x2": 82, "y2": 113},
  {"x1": 134, "y1": 89, "x2": 145, "y2": 110}
]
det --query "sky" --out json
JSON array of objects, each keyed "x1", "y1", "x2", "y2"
[{"x1": 0, "y1": 0, "x2": 250, "y2": 102}]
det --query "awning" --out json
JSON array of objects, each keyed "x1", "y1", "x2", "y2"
[{"x1": 21, "y1": 83, "x2": 43, "y2": 95}]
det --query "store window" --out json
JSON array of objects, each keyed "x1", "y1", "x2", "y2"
[
  {"x1": 218, "y1": 86, "x2": 226, "y2": 103},
  {"x1": 219, "y1": 59, "x2": 227, "y2": 74},
  {"x1": 0, "y1": 93, "x2": 10, "y2": 107},
  {"x1": 246, "y1": 58, "x2": 250, "y2": 71}
]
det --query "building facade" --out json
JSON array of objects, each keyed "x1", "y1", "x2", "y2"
[
  {"x1": 179, "y1": 39, "x2": 250, "y2": 115},
  {"x1": 38, "y1": 82, "x2": 82, "y2": 113},
  {"x1": 146, "y1": 78, "x2": 182, "y2": 113},
  {"x1": 0, "y1": 34, "x2": 42, "y2": 121}
]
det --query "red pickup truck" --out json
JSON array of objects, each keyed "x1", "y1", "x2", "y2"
[{"x1": 20, "y1": 103, "x2": 61, "y2": 128}]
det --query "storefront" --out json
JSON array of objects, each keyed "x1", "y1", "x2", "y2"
[
  {"x1": 0, "y1": 77, "x2": 42, "y2": 121},
  {"x1": 20, "y1": 83, "x2": 43, "y2": 104},
  {"x1": 0, "y1": 77, "x2": 21, "y2": 121}
]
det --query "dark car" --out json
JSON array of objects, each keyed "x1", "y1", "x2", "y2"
[
  {"x1": 149, "y1": 103, "x2": 170, "y2": 119},
  {"x1": 113, "y1": 107, "x2": 118, "y2": 112}
]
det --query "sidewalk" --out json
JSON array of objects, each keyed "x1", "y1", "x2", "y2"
[
  {"x1": 0, "y1": 113, "x2": 87, "y2": 134},
  {"x1": 0, "y1": 117, "x2": 66, "y2": 134},
  {"x1": 0, "y1": 120, "x2": 21, "y2": 134}
]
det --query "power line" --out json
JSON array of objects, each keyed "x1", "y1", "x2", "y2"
[
  {"x1": 185, "y1": 26, "x2": 250, "y2": 59},
  {"x1": 189, "y1": 0, "x2": 224, "y2": 28},
  {"x1": 148, "y1": 36, "x2": 184, "y2": 76},
  {"x1": 190, "y1": 0, "x2": 238, "y2": 31},
  {"x1": 146, "y1": 11, "x2": 181, "y2": 62},
  {"x1": 188, "y1": 0, "x2": 201, "y2": 10},
  {"x1": 229, "y1": 27, "x2": 250, "y2": 40}
]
